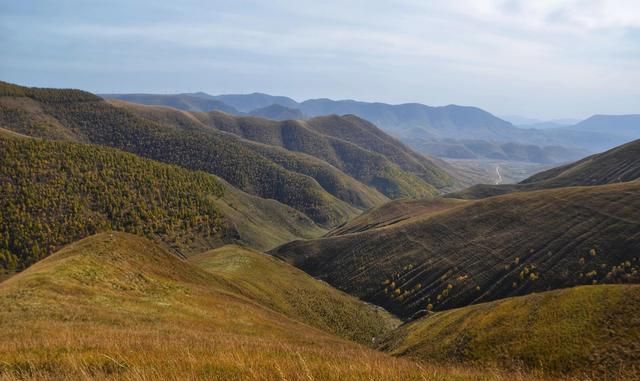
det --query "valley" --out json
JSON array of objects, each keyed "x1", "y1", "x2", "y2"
[{"x1": 1, "y1": 81, "x2": 639, "y2": 381}]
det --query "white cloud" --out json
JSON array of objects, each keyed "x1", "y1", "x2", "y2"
[{"x1": 2, "y1": 0, "x2": 638, "y2": 118}]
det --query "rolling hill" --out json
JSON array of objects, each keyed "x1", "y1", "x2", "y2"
[
  {"x1": 382, "y1": 285, "x2": 640, "y2": 378},
  {"x1": 449, "y1": 139, "x2": 640, "y2": 199},
  {"x1": 103, "y1": 91, "x2": 640, "y2": 165},
  {"x1": 0, "y1": 232, "x2": 437, "y2": 380},
  {"x1": 0, "y1": 81, "x2": 364, "y2": 226},
  {"x1": 272, "y1": 182, "x2": 640, "y2": 318},
  {"x1": 189, "y1": 244, "x2": 399, "y2": 344},
  {"x1": 192, "y1": 110, "x2": 452, "y2": 197},
  {"x1": 1, "y1": 81, "x2": 460, "y2": 223},
  {"x1": 0, "y1": 134, "x2": 324, "y2": 271}
]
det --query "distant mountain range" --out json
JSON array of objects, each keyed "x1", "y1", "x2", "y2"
[{"x1": 102, "y1": 92, "x2": 640, "y2": 165}]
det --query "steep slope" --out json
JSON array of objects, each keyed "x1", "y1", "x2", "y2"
[
  {"x1": 272, "y1": 182, "x2": 640, "y2": 318},
  {"x1": 249, "y1": 104, "x2": 305, "y2": 120},
  {"x1": 383, "y1": 285, "x2": 640, "y2": 378},
  {"x1": 0, "y1": 135, "x2": 323, "y2": 271},
  {"x1": 100, "y1": 93, "x2": 241, "y2": 114},
  {"x1": 449, "y1": 139, "x2": 640, "y2": 199},
  {"x1": 189, "y1": 245, "x2": 399, "y2": 344},
  {"x1": 193, "y1": 111, "x2": 445, "y2": 198},
  {"x1": 0, "y1": 81, "x2": 358, "y2": 226},
  {"x1": 0, "y1": 233, "x2": 434, "y2": 380}
]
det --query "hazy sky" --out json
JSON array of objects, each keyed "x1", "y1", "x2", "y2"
[{"x1": 1, "y1": 0, "x2": 639, "y2": 119}]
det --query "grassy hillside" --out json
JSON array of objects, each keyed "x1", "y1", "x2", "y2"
[
  {"x1": 0, "y1": 135, "x2": 323, "y2": 270},
  {"x1": 448, "y1": 139, "x2": 640, "y2": 199},
  {"x1": 189, "y1": 245, "x2": 399, "y2": 344},
  {"x1": 0, "y1": 81, "x2": 358, "y2": 226},
  {"x1": 272, "y1": 182, "x2": 640, "y2": 318},
  {"x1": 383, "y1": 285, "x2": 640, "y2": 378},
  {"x1": 0, "y1": 232, "x2": 536, "y2": 381},
  {"x1": 193, "y1": 111, "x2": 442, "y2": 198}
]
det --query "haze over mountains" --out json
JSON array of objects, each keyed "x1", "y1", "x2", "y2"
[
  {"x1": 2, "y1": 80, "x2": 640, "y2": 380},
  {"x1": 104, "y1": 91, "x2": 640, "y2": 170}
]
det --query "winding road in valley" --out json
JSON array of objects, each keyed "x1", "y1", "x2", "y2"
[{"x1": 495, "y1": 165, "x2": 503, "y2": 184}]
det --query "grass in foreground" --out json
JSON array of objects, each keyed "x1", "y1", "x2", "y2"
[{"x1": 0, "y1": 232, "x2": 572, "y2": 381}]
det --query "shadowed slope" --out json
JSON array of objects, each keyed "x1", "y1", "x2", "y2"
[
  {"x1": 272, "y1": 182, "x2": 640, "y2": 318},
  {"x1": 383, "y1": 285, "x2": 640, "y2": 378},
  {"x1": 327, "y1": 198, "x2": 465, "y2": 237}
]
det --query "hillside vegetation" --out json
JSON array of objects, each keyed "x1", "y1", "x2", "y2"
[
  {"x1": 448, "y1": 139, "x2": 640, "y2": 199},
  {"x1": 189, "y1": 245, "x2": 399, "y2": 344},
  {"x1": 272, "y1": 182, "x2": 640, "y2": 318},
  {"x1": 193, "y1": 111, "x2": 444, "y2": 198},
  {"x1": 0, "y1": 232, "x2": 541, "y2": 381},
  {"x1": 0, "y1": 135, "x2": 322, "y2": 270},
  {"x1": 383, "y1": 285, "x2": 640, "y2": 378},
  {"x1": 0, "y1": 81, "x2": 359, "y2": 226}
]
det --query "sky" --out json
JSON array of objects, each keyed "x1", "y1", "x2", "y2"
[{"x1": 1, "y1": 0, "x2": 639, "y2": 119}]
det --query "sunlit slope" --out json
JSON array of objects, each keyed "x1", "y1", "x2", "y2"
[
  {"x1": 383, "y1": 285, "x2": 640, "y2": 378},
  {"x1": 189, "y1": 245, "x2": 399, "y2": 344},
  {"x1": 272, "y1": 182, "x2": 640, "y2": 318}
]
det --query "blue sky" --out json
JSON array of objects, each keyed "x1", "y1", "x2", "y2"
[{"x1": 1, "y1": 0, "x2": 638, "y2": 119}]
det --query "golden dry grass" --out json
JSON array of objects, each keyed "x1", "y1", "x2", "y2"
[{"x1": 0, "y1": 232, "x2": 575, "y2": 381}]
